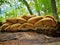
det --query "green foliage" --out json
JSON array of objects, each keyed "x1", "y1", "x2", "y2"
[
  {"x1": 0, "y1": 0, "x2": 60, "y2": 22},
  {"x1": 4, "y1": 6, "x2": 29, "y2": 19},
  {"x1": 0, "y1": 0, "x2": 11, "y2": 6},
  {"x1": 0, "y1": 16, "x2": 4, "y2": 22}
]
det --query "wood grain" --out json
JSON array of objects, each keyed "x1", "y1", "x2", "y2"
[{"x1": 0, "y1": 32, "x2": 60, "y2": 45}]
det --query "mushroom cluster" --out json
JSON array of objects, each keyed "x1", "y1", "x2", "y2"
[{"x1": 0, "y1": 15, "x2": 58, "y2": 33}]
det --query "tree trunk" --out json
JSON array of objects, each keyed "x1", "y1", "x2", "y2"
[
  {"x1": 23, "y1": 0, "x2": 33, "y2": 15},
  {"x1": 0, "y1": 32, "x2": 60, "y2": 45},
  {"x1": 51, "y1": 0, "x2": 59, "y2": 20}
]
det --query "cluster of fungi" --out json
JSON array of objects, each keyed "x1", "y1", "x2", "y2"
[{"x1": 0, "y1": 15, "x2": 58, "y2": 35}]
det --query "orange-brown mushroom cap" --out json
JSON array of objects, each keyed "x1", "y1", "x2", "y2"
[
  {"x1": 22, "y1": 15, "x2": 36, "y2": 20},
  {"x1": 6, "y1": 18, "x2": 17, "y2": 24},
  {"x1": 10, "y1": 23, "x2": 21, "y2": 31},
  {"x1": 1, "y1": 23, "x2": 11, "y2": 30},
  {"x1": 17, "y1": 17, "x2": 27, "y2": 24},
  {"x1": 45, "y1": 15, "x2": 57, "y2": 26},
  {"x1": 18, "y1": 23, "x2": 34, "y2": 30},
  {"x1": 34, "y1": 18, "x2": 57, "y2": 30},
  {"x1": 28, "y1": 16, "x2": 43, "y2": 24}
]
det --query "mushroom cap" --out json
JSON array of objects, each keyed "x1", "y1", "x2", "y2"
[
  {"x1": 34, "y1": 18, "x2": 57, "y2": 30},
  {"x1": 22, "y1": 15, "x2": 36, "y2": 20},
  {"x1": 3, "y1": 21, "x2": 13, "y2": 25},
  {"x1": 4, "y1": 26, "x2": 11, "y2": 31},
  {"x1": 10, "y1": 23, "x2": 21, "y2": 31},
  {"x1": 18, "y1": 23, "x2": 34, "y2": 30},
  {"x1": 1, "y1": 23, "x2": 10, "y2": 30},
  {"x1": 45, "y1": 15, "x2": 57, "y2": 26},
  {"x1": 6, "y1": 18, "x2": 17, "y2": 24},
  {"x1": 28, "y1": 16, "x2": 43, "y2": 24},
  {"x1": 17, "y1": 17, "x2": 27, "y2": 24}
]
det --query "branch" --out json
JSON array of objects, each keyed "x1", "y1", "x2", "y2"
[{"x1": 23, "y1": 0, "x2": 33, "y2": 15}]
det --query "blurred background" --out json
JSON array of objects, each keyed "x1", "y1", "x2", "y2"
[{"x1": 0, "y1": 0, "x2": 60, "y2": 22}]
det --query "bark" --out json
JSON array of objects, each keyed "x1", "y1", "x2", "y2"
[
  {"x1": 51, "y1": 0, "x2": 59, "y2": 20},
  {"x1": 23, "y1": 0, "x2": 33, "y2": 15},
  {"x1": 0, "y1": 32, "x2": 60, "y2": 45}
]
